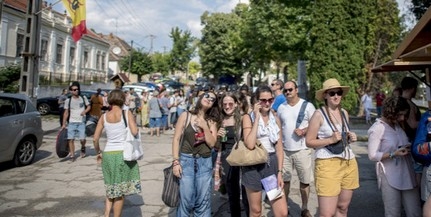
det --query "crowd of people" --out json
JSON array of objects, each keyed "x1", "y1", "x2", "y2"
[{"x1": 57, "y1": 76, "x2": 431, "y2": 217}]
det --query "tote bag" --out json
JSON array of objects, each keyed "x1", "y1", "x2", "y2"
[
  {"x1": 226, "y1": 140, "x2": 268, "y2": 166},
  {"x1": 122, "y1": 110, "x2": 144, "y2": 161}
]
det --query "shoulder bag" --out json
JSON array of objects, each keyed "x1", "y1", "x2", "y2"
[
  {"x1": 122, "y1": 110, "x2": 144, "y2": 161},
  {"x1": 226, "y1": 114, "x2": 268, "y2": 166},
  {"x1": 162, "y1": 112, "x2": 189, "y2": 207}
]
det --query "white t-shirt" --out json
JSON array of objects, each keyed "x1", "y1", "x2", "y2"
[
  {"x1": 361, "y1": 94, "x2": 372, "y2": 109},
  {"x1": 169, "y1": 96, "x2": 177, "y2": 113},
  {"x1": 64, "y1": 96, "x2": 90, "y2": 123},
  {"x1": 277, "y1": 99, "x2": 315, "y2": 151}
]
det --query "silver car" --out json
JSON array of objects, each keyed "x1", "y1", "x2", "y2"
[{"x1": 0, "y1": 93, "x2": 44, "y2": 166}]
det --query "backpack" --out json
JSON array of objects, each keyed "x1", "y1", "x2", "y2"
[
  {"x1": 67, "y1": 95, "x2": 87, "y2": 123},
  {"x1": 295, "y1": 100, "x2": 309, "y2": 129}
]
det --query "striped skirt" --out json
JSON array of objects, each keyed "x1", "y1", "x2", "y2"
[{"x1": 102, "y1": 151, "x2": 141, "y2": 198}]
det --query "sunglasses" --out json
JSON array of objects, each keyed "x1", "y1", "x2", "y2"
[
  {"x1": 71, "y1": 88, "x2": 79, "y2": 91},
  {"x1": 271, "y1": 83, "x2": 277, "y2": 86},
  {"x1": 203, "y1": 93, "x2": 216, "y2": 102},
  {"x1": 283, "y1": 88, "x2": 294, "y2": 94},
  {"x1": 259, "y1": 98, "x2": 274, "y2": 104},
  {"x1": 223, "y1": 102, "x2": 235, "y2": 107},
  {"x1": 327, "y1": 90, "x2": 343, "y2": 97}
]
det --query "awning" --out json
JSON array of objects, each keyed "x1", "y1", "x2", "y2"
[{"x1": 372, "y1": 6, "x2": 431, "y2": 73}]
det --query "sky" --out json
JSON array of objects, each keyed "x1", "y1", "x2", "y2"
[
  {"x1": 52, "y1": 0, "x2": 249, "y2": 53},
  {"x1": 51, "y1": 0, "x2": 414, "y2": 54}
]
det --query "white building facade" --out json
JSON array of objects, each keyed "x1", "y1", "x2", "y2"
[{"x1": 0, "y1": 1, "x2": 110, "y2": 85}]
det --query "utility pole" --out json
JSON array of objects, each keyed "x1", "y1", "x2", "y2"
[
  {"x1": 20, "y1": 0, "x2": 41, "y2": 104},
  {"x1": 128, "y1": 40, "x2": 133, "y2": 78},
  {"x1": 146, "y1": 34, "x2": 156, "y2": 54}
]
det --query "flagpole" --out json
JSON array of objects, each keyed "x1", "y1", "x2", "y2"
[{"x1": 35, "y1": 0, "x2": 62, "y2": 15}]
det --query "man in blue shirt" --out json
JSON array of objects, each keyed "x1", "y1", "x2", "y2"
[{"x1": 271, "y1": 79, "x2": 286, "y2": 113}]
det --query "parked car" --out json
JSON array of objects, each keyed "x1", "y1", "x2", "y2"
[
  {"x1": 0, "y1": 93, "x2": 44, "y2": 166},
  {"x1": 122, "y1": 84, "x2": 154, "y2": 96},
  {"x1": 36, "y1": 90, "x2": 97, "y2": 115},
  {"x1": 162, "y1": 80, "x2": 184, "y2": 91}
]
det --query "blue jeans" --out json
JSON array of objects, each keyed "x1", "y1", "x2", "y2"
[{"x1": 177, "y1": 153, "x2": 213, "y2": 217}]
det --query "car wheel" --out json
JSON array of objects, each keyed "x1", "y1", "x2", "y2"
[
  {"x1": 37, "y1": 103, "x2": 50, "y2": 115},
  {"x1": 14, "y1": 138, "x2": 36, "y2": 166}
]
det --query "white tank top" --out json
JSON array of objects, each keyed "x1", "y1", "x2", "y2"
[
  {"x1": 103, "y1": 113, "x2": 127, "y2": 152},
  {"x1": 315, "y1": 109, "x2": 355, "y2": 160}
]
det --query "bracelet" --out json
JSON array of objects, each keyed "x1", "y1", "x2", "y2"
[
  {"x1": 277, "y1": 169, "x2": 282, "y2": 173},
  {"x1": 389, "y1": 152, "x2": 395, "y2": 159}
]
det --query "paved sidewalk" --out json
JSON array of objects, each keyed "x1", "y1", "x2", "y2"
[{"x1": 0, "y1": 115, "x2": 382, "y2": 217}]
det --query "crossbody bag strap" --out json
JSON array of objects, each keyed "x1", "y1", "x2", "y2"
[
  {"x1": 320, "y1": 107, "x2": 336, "y2": 132},
  {"x1": 295, "y1": 100, "x2": 308, "y2": 129},
  {"x1": 122, "y1": 110, "x2": 128, "y2": 128},
  {"x1": 340, "y1": 109, "x2": 350, "y2": 132}
]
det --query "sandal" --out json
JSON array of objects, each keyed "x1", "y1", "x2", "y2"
[
  {"x1": 80, "y1": 146, "x2": 86, "y2": 158},
  {"x1": 68, "y1": 153, "x2": 75, "y2": 162}
]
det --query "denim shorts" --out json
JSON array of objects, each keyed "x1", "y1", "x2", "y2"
[
  {"x1": 241, "y1": 153, "x2": 278, "y2": 191},
  {"x1": 149, "y1": 117, "x2": 161, "y2": 128},
  {"x1": 67, "y1": 122, "x2": 86, "y2": 140}
]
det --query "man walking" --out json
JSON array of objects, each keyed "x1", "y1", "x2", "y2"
[
  {"x1": 271, "y1": 79, "x2": 286, "y2": 113},
  {"x1": 277, "y1": 81, "x2": 315, "y2": 217},
  {"x1": 62, "y1": 82, "x2": 91, "y2": 161}
]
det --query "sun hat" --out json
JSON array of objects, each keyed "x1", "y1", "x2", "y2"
[{"x1": 315, "y1": 78, "x2": 350, "y2": 101}]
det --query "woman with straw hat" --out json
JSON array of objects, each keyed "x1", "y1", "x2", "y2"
[{"x1": 305, "y1": 78, "x2": 359, "y2": 217}]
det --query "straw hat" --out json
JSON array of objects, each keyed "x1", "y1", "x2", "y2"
[{"x1": 315, "y1": 78, "x2": 350, "y2": 101}]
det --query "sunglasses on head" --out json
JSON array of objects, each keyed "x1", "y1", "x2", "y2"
[
  {"x1": 203, "y1": 93, "x2": 216, "y2": 102},
  {"x1": 327, "y1": 90, "x2": 343, "y2": 97},
  {"x1": 259, "y1": 98, "x2": 274, "y2": 104},
  {"x1": 283, "y1": 88, "x2": 294, "y2": 94}
]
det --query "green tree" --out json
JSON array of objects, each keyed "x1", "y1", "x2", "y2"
[
  {"x1": 169, "y1": 27, "x2": 195, "y2": 73},
  {"x1": 151, "y1": 52, "x2": 170, "y2": 76},
  {"x1": 188, "y1": 61, "x2": 201, "y2": 76},
  {"x1": 241, "y1": 0, "x2": 311, "y2": 81},
  {"x1": 307, "y1": 1, "x2": 368, "y2": 112},
  {"x1": 120, "y1": 49, "x2": 153, "y2": 82},
  {"x1": 362, "y1": 0, "x2": 403, "y2": 95},
  {"x1": 199, "y1": 5, "x2": 246, "y2": 82},
  {"x1": 410, "y1": 0, "x2": 431, "y2": 20},
  {"x1": 0, "y1": 64, "x2": 20, "y2": 93}
]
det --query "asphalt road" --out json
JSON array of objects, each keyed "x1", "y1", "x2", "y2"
[{"x1": 0, "y1": 117, "x2": 385, "y2": 217}]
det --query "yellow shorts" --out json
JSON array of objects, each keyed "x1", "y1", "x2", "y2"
[{"x1": 315, "y1": 158, "x2": 360, "y2": 197}]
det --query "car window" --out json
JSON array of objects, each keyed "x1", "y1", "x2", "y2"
[{"x1": 0, "y1": 98, "x2": 20, "y2": 117}]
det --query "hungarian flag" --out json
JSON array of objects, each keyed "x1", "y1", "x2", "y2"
[{"x1": 62, "y1": 0, "x2": 87, "y2": 42}]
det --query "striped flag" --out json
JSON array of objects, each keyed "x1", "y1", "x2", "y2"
[{"x1": 62, "y1": 0, "x2": 87, "y2": 42}]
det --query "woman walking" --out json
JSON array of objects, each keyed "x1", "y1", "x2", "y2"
[{"x1": 92, "y1": 89, "x2": 141, "y2": 217}]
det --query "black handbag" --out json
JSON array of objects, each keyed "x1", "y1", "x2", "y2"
[
  {"x1": 321, "y1": 108, "x2": 350, "y2": 155},
  {"x1": 161, "y1": 112, "x2": 189, "y2": 207}
]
